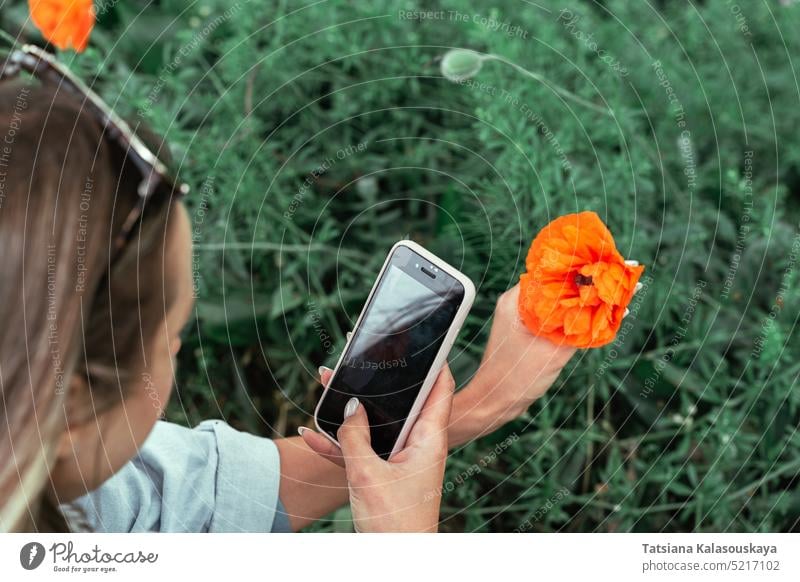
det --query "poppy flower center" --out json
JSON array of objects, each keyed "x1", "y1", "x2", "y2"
[{"x1": 574, "y1": 273, "x2": 593, "y2": 286}]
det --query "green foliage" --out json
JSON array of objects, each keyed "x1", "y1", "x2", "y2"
[{"x1": 7, "y1": 0, "x2": 799, "y2": 531}]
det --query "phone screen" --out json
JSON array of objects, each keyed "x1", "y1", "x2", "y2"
[{"x1": 316, "y1": 244, "x2": 465, "y2": 458}]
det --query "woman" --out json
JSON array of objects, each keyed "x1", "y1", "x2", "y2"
[{"x1": 0, "y1": 64, "x2": 575, "y2": 533}]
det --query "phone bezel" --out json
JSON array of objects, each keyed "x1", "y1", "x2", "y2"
[{"x1": 312, "y1": 239, "x2": 476, "y2": 459}]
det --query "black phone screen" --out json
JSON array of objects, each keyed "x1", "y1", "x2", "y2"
[{"x1": 316, "y1": 245, "x2": 465, "y2": 459}]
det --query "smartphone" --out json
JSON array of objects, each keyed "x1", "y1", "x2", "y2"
[{"x1": 313, "y1": 240, "x2": 475, "y2": 459}]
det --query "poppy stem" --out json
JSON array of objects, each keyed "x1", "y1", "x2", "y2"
[
  {"x1": 482, "y1": 53, "x2": 615, "y2": 117},
  {"x1": 0, "y1": 29, "x2": 19, "y2": 49}
]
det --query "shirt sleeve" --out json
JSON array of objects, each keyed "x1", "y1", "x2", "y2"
[{"x1": 63, "y1": 420, "x2": 289, "y2": 533}]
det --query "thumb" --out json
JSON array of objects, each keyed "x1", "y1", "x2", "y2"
[{"x1": 337, "y1": 398, "x2": 381, "y2": 471}]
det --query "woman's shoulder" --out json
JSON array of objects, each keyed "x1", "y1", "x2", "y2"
[{"x1": 63, "y1": 420, "x2": 283, "y2": 533}]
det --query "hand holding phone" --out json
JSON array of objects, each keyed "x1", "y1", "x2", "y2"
[
  {"x1": 325, "y1": 363, "x2": 456, "y2": 532},
  {"x1": 313, "y1": 240, "x2": 475, "y2": 459}
]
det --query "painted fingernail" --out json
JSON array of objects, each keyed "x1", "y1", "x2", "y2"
[
  {"x1": 298, "y1": 426, "x2": 311, "y2": 437},
  {"x1": 346, "y1": 331, "x2": 353, "y2": 340},
  {"x1": 625, "y1": 259, "x2": 639, "y2": 267},
  {"x1": 635, "y1": 282, "x2": 643, "y2": 293},
  {"x1": 344, "y1": 397, "x2": 360, "y2": 419},
  {"x1": 624, "y1": 308, "x2": 630, "y2": 317},
  {"x1": 318, "y1": 366, "x2": 327, "y2": 376}
]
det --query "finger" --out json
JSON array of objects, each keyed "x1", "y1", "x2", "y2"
[
  {"x1": 501, "y1": 283, "x2": 520, "y2": 303},
  {"x1": 318, "y1": 365, "x2": 333, "y2": 387},
  {"x1": 337, "y1": 398, "x2": 381, "y2": 464},
  {"x1": 415, "y1": 363, "x2": 456, "y2": 429},
  {"x1": 625, "y1": 259, "x2": 639, "y2": 267},
  {"x1": 298, "y1": 426, "x2": 345, "y2": 468},
  {"x1": 497, "y1": 284, "x2": 520, "y2": 319}
]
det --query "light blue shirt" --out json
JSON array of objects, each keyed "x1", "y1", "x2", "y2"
[{"x1": 64, "y1": 420, "x2": 291, "y2": 532}]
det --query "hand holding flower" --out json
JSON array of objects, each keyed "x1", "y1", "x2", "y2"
[{"x1": 450, "y1": 212, "x2": 644, "y2": 439}]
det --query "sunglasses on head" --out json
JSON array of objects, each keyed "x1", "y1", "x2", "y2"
[{"x1": 0, "y1": 43, "x2": 190, "y2": 256}]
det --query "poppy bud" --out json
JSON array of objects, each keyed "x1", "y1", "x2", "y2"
[{"x1": 440, "y1": 49, "x2": 484, "y2": 82}]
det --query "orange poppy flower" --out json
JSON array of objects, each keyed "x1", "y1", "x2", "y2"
[
  {"x1": 29, "y1": 0, "x2": 95, "y2": 53},
  {"x1": 518, "y1": 211, "x2": 644, "y2": 348}
]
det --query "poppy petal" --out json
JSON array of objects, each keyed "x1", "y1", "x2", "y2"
[
  {"x1": 29, "y1": 0, "x2": 95, "y2": 53},
  {"x1": 517, "y1": 212, "x2": 645, "y2": 348}
]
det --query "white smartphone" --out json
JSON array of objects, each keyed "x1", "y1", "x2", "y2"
[{"x1": 313, "y1": 240, "x2": 475, "y2": 459}]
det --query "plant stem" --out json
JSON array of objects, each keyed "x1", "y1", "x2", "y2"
[
  {"x1": 0, "y1": 28, "x2": 19, "y2": 48},
  {"x1": 194, "y1": 242, "x2": 364, "y2": 257},
  {"x1": 582, "y1": 382, "x2": 597, "y2": 493},
  {"x1": 482, "y1": 53, "x2": 614, "y2": 117},
  {"x1": 728, "y1": 457, "x2": 800, "y2": 500}
]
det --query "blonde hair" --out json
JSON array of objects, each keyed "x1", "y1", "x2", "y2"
[{"x1": 0, "y1": 81, "x2": 178, "y2": 531}]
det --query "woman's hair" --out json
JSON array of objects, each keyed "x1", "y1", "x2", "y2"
[{"x1": 0, "y1": 80, "x2": 180, "y2": 531}]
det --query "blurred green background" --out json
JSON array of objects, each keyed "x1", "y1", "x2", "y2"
[{"x1": 5, "y1": 0, "x2": 800, "y2": 531}]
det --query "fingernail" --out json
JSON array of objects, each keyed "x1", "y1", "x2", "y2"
[
  {"x1": 344, "y1": 397, "x2": 360, "y2": 419},
  {"x1": 635, "y1": 282, "x2": 643, "y2": 293},
  {"x1": 318, "y1": 366, "x2": 327, "y2": 376},
  {"x1": 298, "y1": 426, "x2": 309, "y2": 437},
  {"x1": 624, "y1": 308, "x2": 630, "y2": 317},
  {"x1": 625, "y1": 259, "x2": 639, "y2": 267}
]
